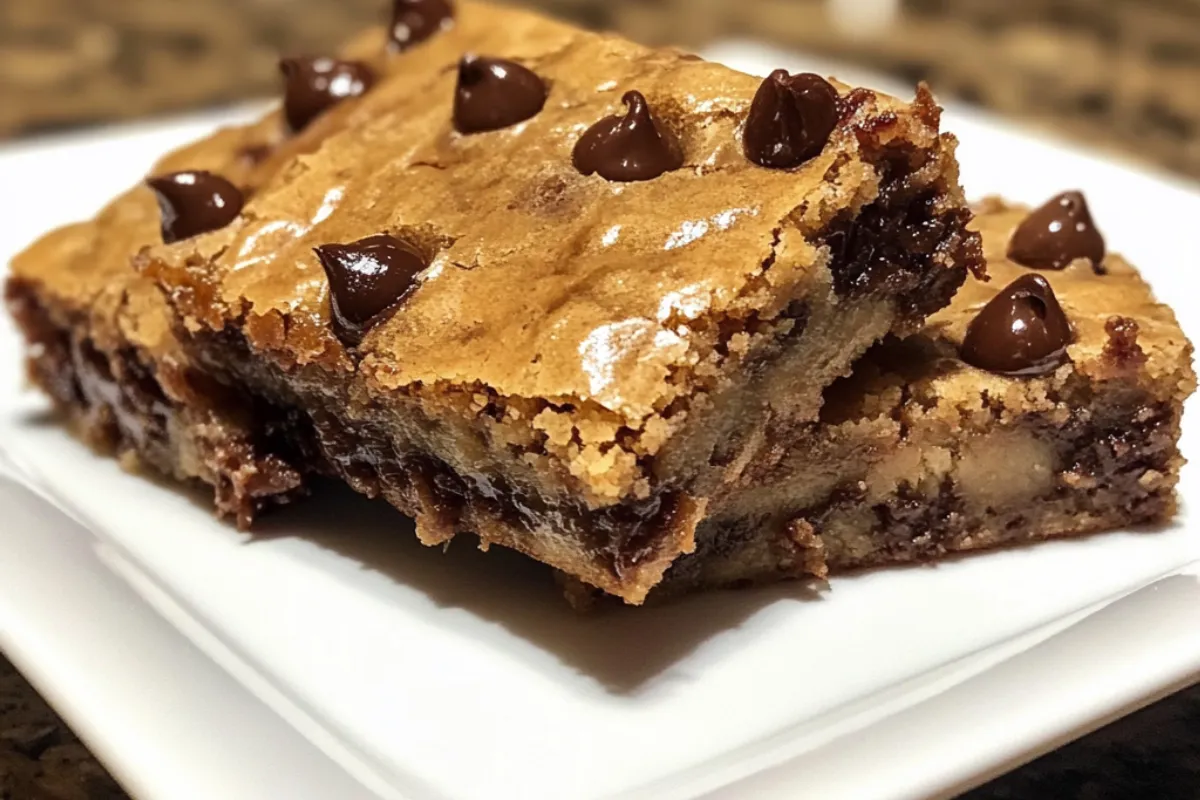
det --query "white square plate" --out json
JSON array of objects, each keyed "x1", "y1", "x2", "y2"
[{"x1": 2, "y1": 45, "x2": 1199, "y2": 800}]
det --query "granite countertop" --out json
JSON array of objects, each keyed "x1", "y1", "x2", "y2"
[
  {"x1": 4, "y1": 0, "x2": 1199, "y2": 178},
  {"x1": 1, "y1": 659, "x2": 126, "y2": 800}
]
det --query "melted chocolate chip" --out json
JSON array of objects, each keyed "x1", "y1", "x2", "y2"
[
  {"x1": 743, "y1": 69, "x2": 840, "y2": 169},
  {"x1": 280, "y1": 57, "x2": 375, "y2": 133},
  {"x1": 453, "y1": 55, "x2": 547, "y2": 134},
  {"x1": 314, "y1": 234, "x2": 427, "y2": 345},
  {"x1": 146, "y1": 171, "x2": 244, "y2": 244},
  {"x1": 961, "y1": 273, "x2": 1073, "y2": 376},
  {"x1": 389, "y1": 0, "x2": 454, "y2": 52},
  {"x1": 1007, "y1": 191, "x2": 1106, "y2": 271},
  {"x1": 573, "y1": 90, "x2": 683, "y2": 182}
]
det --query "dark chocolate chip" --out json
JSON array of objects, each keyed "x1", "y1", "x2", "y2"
[
  {"x1": 146, "y1": 171, "x2": 244, "y2": 244},
  {"x1": 314, "y1": 234, "x2": 427, "y2": 345},
  {"x1": 573, "y1": 90, "x2": 683, "y2": 182},
  {"x1": 961, "y1": 273, "x2": 1073, "y2": 376},
  {"x1": 280, "y1": 57, "x2": 375, "y2": 133},
  {"x1": 389, "y1": 0, "x2": 455, "y2": 52},
  {"x1": 1007, "y1": 190, "x2": 1106, "y2": 271},
  {"x1": 743, "y1": 69, "x2": 840, "y2": 169},
  {"x1": 453, "y1": 55, "x2": 547, "y2": 134}
]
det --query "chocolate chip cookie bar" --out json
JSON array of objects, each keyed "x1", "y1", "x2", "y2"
[
  {"x1": 4, "y1": 1, "x2": 452, "y2": 525},
  {"x1": 4, "y1": 126, "x2": 311, "y2": 528},
  {"x1": 659, "y1": 194, "x2": 1194, "y2": 596},
  {"x1": 124, "y1": 1, "x2": 983, "y2": 603}
]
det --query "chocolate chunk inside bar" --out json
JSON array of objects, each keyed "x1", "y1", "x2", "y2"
[
  {"x1": 134, "y1": 1, "x2": 981, "y2": 603},
  {"x1": 659, "y1": 196, "x2": 1194, "y2": 597}
]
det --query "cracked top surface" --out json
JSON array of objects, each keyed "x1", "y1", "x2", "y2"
[{"x1": 123, "y1": 1, "x2": 963, "y2": 427}]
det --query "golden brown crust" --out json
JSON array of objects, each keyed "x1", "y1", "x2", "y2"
[{"x1": 153, "y1": 60, "x2": 948, "y2": 421}]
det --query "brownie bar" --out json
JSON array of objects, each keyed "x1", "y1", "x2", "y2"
[
  {"x1": 656, "y1": 196, "x2": 1195, "y2": 597},
  {"x1": 117, "y1": 1, "x2": 983, "y2": 603}
]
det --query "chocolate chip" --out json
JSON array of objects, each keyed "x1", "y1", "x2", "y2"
[
  {"x1": 453, "y1": 55, "x2": 547, "y2": 134},
  {"x1": 314, "y1": 234, "x2": 427, "y2": 345},
  {"x1": 280, "y1": 57, "x2": 375, "y2": 133},
  {"x1": 743, "y1": 70, "x2": 840, "y2": 169},
  {"x1": 389, "y1": 0, "x2": 455, "y2": 52},
  {"x1": 1007, "y1": 190, "x2": 1106, "y2": 271},
  {"x1": 573, "y1": 90, "x2": 683, "y2": 182},
  {"x1": 146, "y1": 171, "x2": 244, "y2": 244},
  {"x1": 961, "y1": 273, "x2": 1073, "y2": 376}
]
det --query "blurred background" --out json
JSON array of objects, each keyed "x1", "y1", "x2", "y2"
[{"x1": 2, "y1": 0, "x2": 1199, "y2": 177}]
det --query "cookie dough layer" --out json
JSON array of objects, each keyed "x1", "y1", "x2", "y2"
[{"x1": 658, "y1": 199, "x2": 1195, "y2": 596}]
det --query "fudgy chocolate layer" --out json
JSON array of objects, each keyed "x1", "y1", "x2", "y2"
[
  {"x1": 188, "y1": 325, "x2": 705, "y2": 588},
  {"x1": 5, "y1": 279, "x2": 306, "y2": 527},
  {"x1": 831, "y1": 402, "x2": 1179, "y2": 555}
]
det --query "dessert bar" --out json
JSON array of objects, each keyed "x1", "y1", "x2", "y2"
[
  {"x1": 657, "y1": 195, "x2": 1195, "y2": 596},
  {"x1": 116, "y1": 2, "x2": 985, "y2": 603},
  {"x1": 5, "y1": 2, "x2": 505, "y2": 526},
  {"x1": 5, "y1": 130, "x2": 311, "y2": 527}
]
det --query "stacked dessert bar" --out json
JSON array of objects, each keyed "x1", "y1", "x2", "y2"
[{"x1": 5, "y1": 0, "x2": 1193, "y2": 605}]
